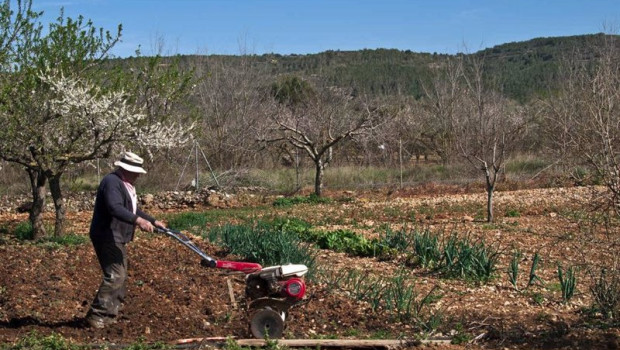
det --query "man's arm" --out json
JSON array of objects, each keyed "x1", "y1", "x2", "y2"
[{"x1": 101, "y1": 179, "x2": 138, "y2": 224}]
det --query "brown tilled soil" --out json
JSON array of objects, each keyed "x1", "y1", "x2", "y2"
[{"x1": 0, "y1": 185, "x2": 619, "y2": 349}]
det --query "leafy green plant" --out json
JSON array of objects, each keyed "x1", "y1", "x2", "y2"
[
  {"x1": 267, "y1": 217, "x2": 313, "y2": 236},
  {"x1": 206, "y1": 221, "x2": 316, "y2": 277},
  {"x1": 14, "y1": 221, "x2": 34, "y2": 241},
  {"x1": 302, "y1": 229, "x2": 381, "y2": 257},
  {"x1": 527, "y1": 252, "x2": 545, "y2": 288},
  {"x1": 408, "y1": 229, "x2": 442, "y2": 268},
  {"x1": 508, "y1": 250, "x2": 522, "y2": 290},
  {"x1": 558, "y1": 265, "x2": 577, "y2": 303}
]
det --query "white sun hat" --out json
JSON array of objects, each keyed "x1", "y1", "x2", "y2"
[{"x1": 114, "y1": 151, "x2": 147, "y2": 174}]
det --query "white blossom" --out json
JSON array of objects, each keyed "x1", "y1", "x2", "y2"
[{"x1": 38, "y1": 70, "x2": 192, "y2": 158}]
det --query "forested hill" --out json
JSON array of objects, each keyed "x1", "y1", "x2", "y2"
[{"x1": 174, "y1": 33, "x2": 618, "y2": 103}]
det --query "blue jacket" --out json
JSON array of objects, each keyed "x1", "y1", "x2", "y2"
[{"x1": 89, "y1": 170, "x2": 155, "y2": 244}]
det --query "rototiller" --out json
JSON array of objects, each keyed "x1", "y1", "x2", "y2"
[{"x1": 156, "y1": 226, "x2": 308, "y2": 338}]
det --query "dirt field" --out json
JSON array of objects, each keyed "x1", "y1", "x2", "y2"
[{"x1": 0, "y1": 185, "x2": 619, "y2": 349}]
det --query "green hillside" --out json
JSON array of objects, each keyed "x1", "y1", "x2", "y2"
[{"x1": 173, "y1": 33, "x2": 617, "y2": 103}]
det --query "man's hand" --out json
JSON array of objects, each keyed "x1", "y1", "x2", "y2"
[
  {"x1": 136, "y1": 217, "x2": 154, "y2": 232},
  {"x1": 153, "y1": 220, "x2": 166, "y2": 230}
]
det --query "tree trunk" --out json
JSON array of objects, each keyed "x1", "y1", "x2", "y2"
[
  {"x1": 27, "y1": 169, "x2": 47, "y2": 239},
  {"x1": 486, "y1": 178, "x2": 495, "y2": 223},
  {"x1": 314, "y1": 159, "x2": 324, "y2": 197},
  {"x1": 49, "y1": 173, "x2": 66, "y2": 237}
]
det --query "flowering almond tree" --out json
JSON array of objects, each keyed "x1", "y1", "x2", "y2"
[
  {"x1": 0, "y1": 70, "x2": 190, "y2": 238},
  {"x1": 0, "y1": 7, "x2": 193, "y2": 238}
]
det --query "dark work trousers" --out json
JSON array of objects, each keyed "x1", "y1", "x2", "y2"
[{"x1": 89, "y1": 241, "x2": 128, "y2": 318}]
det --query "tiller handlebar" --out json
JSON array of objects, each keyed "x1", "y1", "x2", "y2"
[{"x1": 155, "y1": 226, "x2": 262, "y2": 274}]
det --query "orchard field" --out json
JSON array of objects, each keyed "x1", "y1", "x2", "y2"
[{"x1": 0, "y1": 184, "x2": 618, "y2": 349}]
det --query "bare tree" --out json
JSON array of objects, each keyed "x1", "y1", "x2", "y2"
[
  {"x1": 454, "y1": 54, "x2": 527, "y2": 222},
  {"x1": 418, "y1": 56, "x2": 464, "y2": 164},
  {"x1": 264, "y1": 77, "x2": 381, "y2": 196},
  {"x1": 193, "y1": 55, "x2": 267, "y2": 170},
  {"x1": 543, "y1": 33, "x2": 620, "y2": 215}
]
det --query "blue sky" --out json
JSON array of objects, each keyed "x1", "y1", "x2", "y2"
[{"x1": 32, "y1": 0, "x2": 620, "y2": 58}]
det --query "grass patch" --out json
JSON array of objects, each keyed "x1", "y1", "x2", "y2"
[
  {"x1": 165, "y1": 211, "x2": 209, "y2": 233},
  {"x1": 505, "y1": 155, "x2": 550, "y2": 175},
  {"x1": 273, "y1": 193, "x2": 332, "y2": 207},
  {"x1": 40, "y1": 233, "x2": 88, "y2": 247},
  {"x1": 4, "y1": 331, "x2": 85, "y2": 350}
]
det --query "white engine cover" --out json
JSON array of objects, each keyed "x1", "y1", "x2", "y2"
[{"x1": 260, "y1": 264, "x2": 308, "y2": 278}]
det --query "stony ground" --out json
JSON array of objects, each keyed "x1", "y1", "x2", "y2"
[{"x1": 0, "y1": 185, "x2": 619, "y2": 349}]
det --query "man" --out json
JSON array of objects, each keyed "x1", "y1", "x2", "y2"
[{"x1": 86, "y1": 151, "x2": 165, "y2": 329}]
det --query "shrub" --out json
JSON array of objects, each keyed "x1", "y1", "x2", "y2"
[{"x1": 590, "y1": 267, "x2": 620, "y2": 320}]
